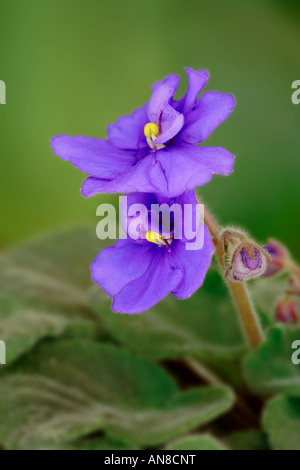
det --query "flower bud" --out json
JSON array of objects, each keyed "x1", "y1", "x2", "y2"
[
  {"x1": 222, "y1": 228, "x2": 270, "y2": 282},
  {"x1": 227, "y1": 245, "x2": 268, "y2": 281},
  {"x1": 263, "y1": 239, "x2": 288, "y2": 277},
  {"x1": 276, "y1": 297, "x2": 298, "y2": 323}
]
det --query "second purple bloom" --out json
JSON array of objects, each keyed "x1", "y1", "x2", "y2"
[{"x1": 92, "y1": 191, "x2": 214, "y2": 313}]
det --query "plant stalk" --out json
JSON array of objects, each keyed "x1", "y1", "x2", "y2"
[{"x1": 197, "y1": 195, "x2": 264, "y2": 348}]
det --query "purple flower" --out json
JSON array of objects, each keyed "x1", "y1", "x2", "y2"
[
  {"x1": 51, "y1": 68, "x2": 236, "y2": 198},
  {"x1": 91, "y1": 191, "x2": 214, "y2": 313}
]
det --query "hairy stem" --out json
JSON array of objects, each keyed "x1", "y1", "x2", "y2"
[{"x1": 197, "y1": 195, "x2": 264, "y2": 348}]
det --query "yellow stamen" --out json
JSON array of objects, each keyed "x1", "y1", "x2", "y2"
[
  {"x1": 146, "y1": 230, "x2": 162, "y2": 245},
  {"x1": 144, "y1": 122, "x2": 159, "y2": 139},
  {"x1": 146, "y1": 231, "x2": 173, "y2": 251}
]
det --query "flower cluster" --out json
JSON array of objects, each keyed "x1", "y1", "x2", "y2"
[
  {"x1": 51, "y1": 68, "x2": 236, "y2": 313},
  {"x1": 263, "y1": 239, "x2": 300, "y2": 324}
]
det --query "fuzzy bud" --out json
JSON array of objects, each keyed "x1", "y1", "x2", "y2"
[
  {"x1": 227, "y1": 245, "x2": 268, "y2": 281},
  {"x1": 222, "y1": 228, "x2": 269, "y2": 282},
  {"x1": 263, "y1": 239, "x2": 288, "y2": 277},
  {"x1": 276, "y1": 297, "x2": 298, "y2": 323}
]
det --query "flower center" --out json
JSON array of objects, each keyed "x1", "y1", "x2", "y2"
[
  {"x1": 144, "y1": 122, "x2": 165, "y2": 151},
  {"x1": 146, "y1": 230, "x2": 173, "y2": 251}
]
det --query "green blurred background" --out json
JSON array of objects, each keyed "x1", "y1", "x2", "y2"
[{"x1": 0, "y1": 0, "x2": 299, "y2": 254}]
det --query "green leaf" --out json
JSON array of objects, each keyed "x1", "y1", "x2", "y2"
[
  {"x1": 226, "y1": 429, "x2": 269, "y2": 450},
  {"x1": 243, "y1": 326, "x2": 300, "y2": 397},
  {"x1": 0, "y1": 224, "x2": 105, "y2": 318},
  {"x1": 0, "y1": 340, "x2": 234, "y2": 449},
  {"x1": 25, "y1": 437, "x2": 137, "y2": 451},
  {"x1": 0, "y1": 225, "x2": 110, "y2": 363},
  {"x1": 66, "y1": 438, "x2": 136, "y2": 451},
  {"x1": 89, "y1": 269, "x2": 247, "y2": 361},
  {"x1": 0, "y1": 297, "x2": 95, "y2": 364},
  {"x1": 166, "y1": 434, "x2": 226, "y2": 450},
  {"x1": 263, "y1": 395, "x2": 300, "y2": 450}
]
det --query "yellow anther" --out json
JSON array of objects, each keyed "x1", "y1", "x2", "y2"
[
  {"x1": 146, "y1": 231, "x2": 163, "y2": 245},
  {"x1": 144, "y1": 122, "x2": 159, "y2": 139}
]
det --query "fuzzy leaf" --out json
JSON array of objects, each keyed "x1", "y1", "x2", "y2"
[
  {"x1": 24, "y1": 437, "x2": 137, "y2": 451},
  {"x1": 65, "y1": 438, "x2": 136, "y2": 451},
  {"x1": 0, "y1": 225, "x2": 106, "y2": 317},
  {"x1": 166, "y1": 434, "x2": 226, "y2": 450},
  {"x1": 0, "y1": 225, "x2": 110, "y2": 363},
  {"x1": 0, "y1": 340, "x2": 234, "y2": 449},
  {"x1": 263, "y1": 395, "x2": 300, "y2": 450},
  {"x1": 89, "y1": 269, "x2": 247, "y2": 361},
  {"x1": 0, "y1": 296, "x2": 95, "y2": 364},
  {"x1": 226, "y1": 429, "x2": 269, "y2": 450},
  {"x1": 243, "y1": 326, "x2": 300, "y2": 397}
]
